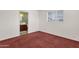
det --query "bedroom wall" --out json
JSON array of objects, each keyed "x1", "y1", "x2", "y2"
[
  {"x1": 0, "y1": 10, "x2": 20, "y2": 40},
  {"x1": 27, "y1": 10, "x2": 39, "y2": 33},
  {"x1": 0, "y1": 10, "x2": 39, "y2": 40},
  {"x1": 39, "y1": 10, "x2": 79, "y2": 41}
]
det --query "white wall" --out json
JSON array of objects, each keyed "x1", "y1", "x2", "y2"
[
  {"x1": 0, "y1": 10, "x2": 39, "y2": 40},
  {"x1": 0, "y1": 10, "x2": 20, "y2": 40},
  {"x1": 39, "y1": 10, "x2": 79, "y2": 41},
  {"x1": 27, "y1": 10, "x2": 39, "y2": 33}
]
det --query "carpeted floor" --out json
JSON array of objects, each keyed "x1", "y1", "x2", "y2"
[{"x1": 0, "y1": 31, "x2": 79, "y2": 48}]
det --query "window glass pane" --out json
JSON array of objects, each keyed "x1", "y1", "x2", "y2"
[{"x1": 48, "y1": 10, "x2": 63, "y2": 22}]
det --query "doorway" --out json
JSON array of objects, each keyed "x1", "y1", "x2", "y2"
[{"x1": 19, "y1": 12, "x2": 28, "y2": 35}]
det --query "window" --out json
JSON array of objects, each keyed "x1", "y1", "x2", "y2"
[{"x1": 48, "y1": 10, "x2": 63, "y2": 22}]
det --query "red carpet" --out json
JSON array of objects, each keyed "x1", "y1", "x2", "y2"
[{"x1": 0, "y1": 31, "x2": 79, "y2": 48}]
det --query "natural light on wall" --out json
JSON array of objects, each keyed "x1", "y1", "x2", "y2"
[{"x1": 48, "y1": 10, "x2": 64, "y2": 22}]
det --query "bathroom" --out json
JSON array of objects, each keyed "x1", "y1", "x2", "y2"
[{"x1": 20, "y1": 12, "x2": 28, "y2": 35}]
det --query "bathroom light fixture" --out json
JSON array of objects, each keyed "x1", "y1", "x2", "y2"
[{"x1": 20, "y1": 13, "x2": 24, "y2": 17}]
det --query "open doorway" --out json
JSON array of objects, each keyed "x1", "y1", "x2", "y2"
[{"x1": 19, "y1": 12, "x2": 28, "y2": 35}]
